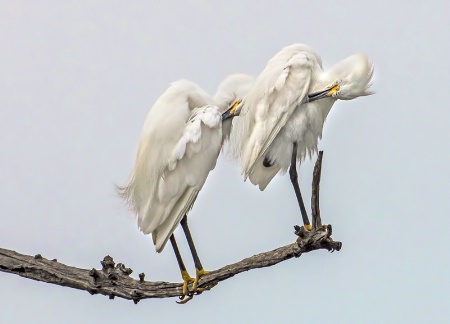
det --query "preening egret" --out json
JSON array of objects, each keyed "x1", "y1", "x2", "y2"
[
  {"x1": 228, "y1": 43, "x2": 374, "y2": 229},
  {"x1": 118, "y1": 74, "x2": 254, "y2": 302}
]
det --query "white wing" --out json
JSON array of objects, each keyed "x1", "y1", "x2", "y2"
[
  {"x1": 151, "y1": 105, "x2": 222, "y2": 251},
  {"x1": 118, "y1": 81, "x2": 222, "y2": 252},
  {"x1": 234, "y1": 46, "x2": 316, "y2": 179}
]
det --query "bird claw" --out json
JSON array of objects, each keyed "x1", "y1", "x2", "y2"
[
  {"x1": 177, "y1": 284, "x2": 196, "y2": 304},
  {"x1": 193, "y1": 281, "x2": 218, "y2": 295},
  {"x1": 176, "y1": 286, "x2": 206, "y2": 304},
  {"x1": 177, "y1": 293, "x2": 194, "y2": 304},
  {"x1": 176, "y1": 286, "x2": 201, "y2": 304},
  {"x1": 178, "y1": 270, "x2": 194, "y2": 300},
  {"x1": 176, "y1": 268, "x2": 212, "y2": 304},
  {"x1": 192, "y1": 268, "x2": 208, "y2": 291}
]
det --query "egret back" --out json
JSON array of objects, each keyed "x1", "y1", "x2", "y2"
[{"x1": 230, "y1": 44, "x2": 323, "y2": 178}]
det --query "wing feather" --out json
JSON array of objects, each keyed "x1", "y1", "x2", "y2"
[
  {"x1": 235, "y1": 50, "x2": 314, "y2": 178},
  {"x1": 151, "y1": 106, "x2": 222, "y2": 251},
  {"x1": 118, "y1": 80, "x2": 222, "y2": 252}
]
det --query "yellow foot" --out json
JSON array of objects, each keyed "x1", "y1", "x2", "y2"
[
  {"x1": 304, "y1": 224, "x2": 313, "y2": 231},
  {"x1": 181, "y1": 270, "x2": 194, "y2": 297},
  {"x1": 192, "y1": 268, "x2": 209, "y2": 291},
  {"x1": 177, "y1": 268, "x2": 210, "y2": 304}
]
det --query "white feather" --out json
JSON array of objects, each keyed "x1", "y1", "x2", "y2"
[
  {"x1": 119, "y1": 74, "x2": 254, "y2": 252},
  {"x1": 230, "y1": 43, "x2": 374, "y2": 190}
]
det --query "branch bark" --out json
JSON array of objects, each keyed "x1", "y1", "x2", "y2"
[{"x1": 0, "y1": 151, "x2": 341, "y2": 303}]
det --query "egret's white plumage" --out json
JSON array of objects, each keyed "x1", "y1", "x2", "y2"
[
  {"x1": 230, "y1": 44, "x2": 374, "y2": 190},
  {"x1": 119, "y1": 74, "x2": 254, "y2": 252}
]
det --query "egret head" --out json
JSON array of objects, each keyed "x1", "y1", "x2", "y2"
[
  {"x1": 308, "y1": 53, "x2": 374, "y2": 102},
  {"x1": 222, "y1": 99, "x2": 243, "y2": 121},
  {"x1": 215, "y1": 74, "x2": 254, "y2": 121}
]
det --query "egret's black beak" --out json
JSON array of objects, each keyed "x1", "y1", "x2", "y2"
[
  {"x1": 222, "y1": 107, "x2": 233, "y2": 121},
  {"x1": 222, "y1": 100, "x2": 242, "y2": 121},
  {"x1": 308, "y1": 85, "x2": 340, "y2": 102}
]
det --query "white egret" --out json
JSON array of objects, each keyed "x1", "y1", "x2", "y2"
[
  {"x1": 118, "y1": 74, "x2": 254, "y2": 302},
  {"x1": 228, "y1": 43, "x2": 374, "y2": 229}
]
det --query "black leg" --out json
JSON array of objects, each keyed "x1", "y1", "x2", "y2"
[
  {"x1": 289, "y1": 142, "x2": 311, "y2": 229},
  {"x1": 170, "y1": 234, "x2": 193, "y2": 300},
  {"x1": 170, "y1": 234, "x2": 187, "y2": 273},
  {"x1": 180, "y1": 216, "x2": 204, "y2": 271},
  {"x1": 180, "y1": 215, "x2": 208, "y2": 293}
]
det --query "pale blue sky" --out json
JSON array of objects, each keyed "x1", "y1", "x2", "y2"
[{"x1": 1, "y1": 1, "x2": 449, "y2": 323}]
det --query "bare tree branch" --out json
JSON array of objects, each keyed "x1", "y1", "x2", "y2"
[
  {"x1": 312, "y1": 151, "x2": 324, "y2": 229},
  {"x1": 0, "y1": 151, "x2": 341, "y2": 303}
]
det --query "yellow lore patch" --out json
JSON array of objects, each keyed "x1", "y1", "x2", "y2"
[
  {"x1": 328, "y1": 85, "x2": 340, "y2": 96},
  {"x1": 230, "y1": 99, "x2": 242, "y2": 115}
]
